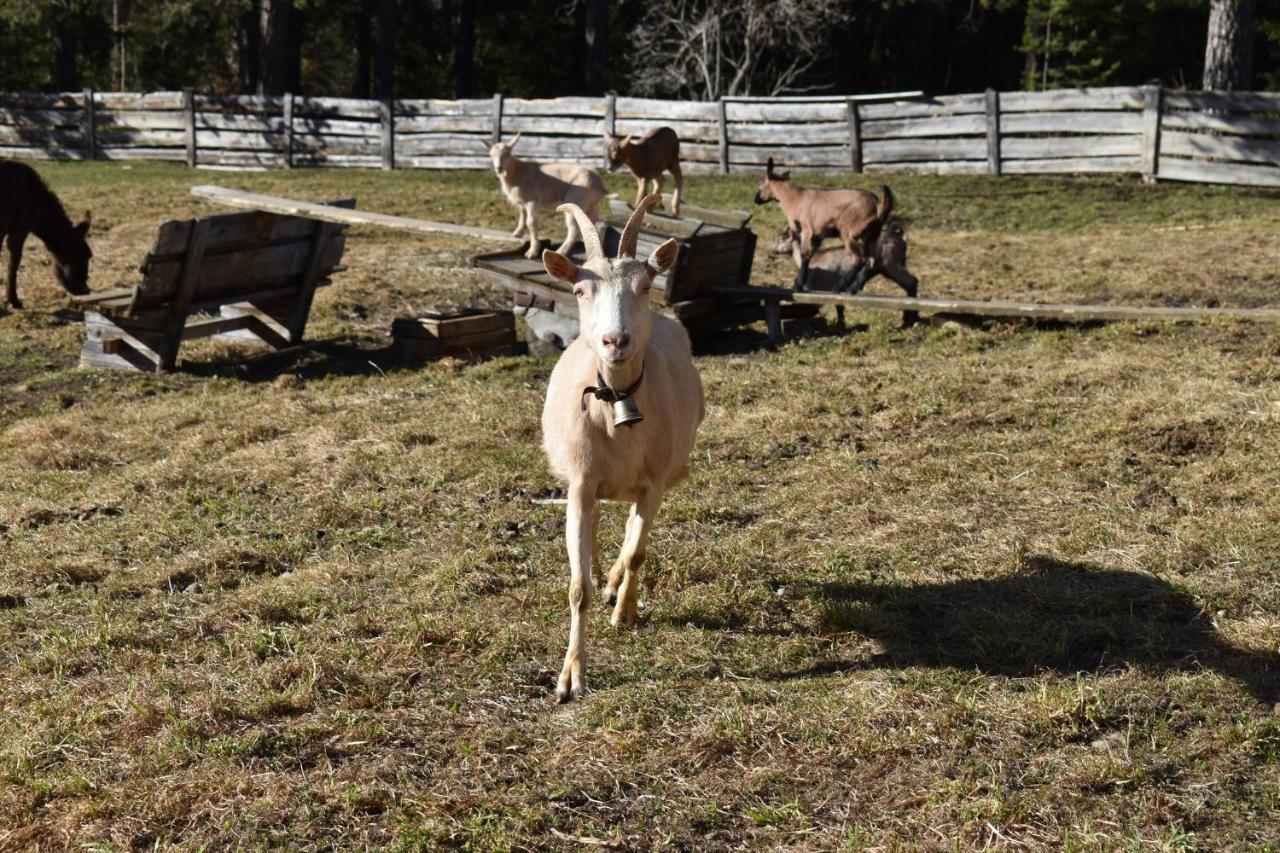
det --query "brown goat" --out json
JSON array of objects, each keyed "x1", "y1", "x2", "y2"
[
  {"x1": 754, "y1": 157, "x2": 877, "y2": 262},
  {"x1": 604, "y1": 127, "x2": 683, "y2": 216},
  {"x1": 1, "y1": 160, "x2": 92, "y2": 309}
]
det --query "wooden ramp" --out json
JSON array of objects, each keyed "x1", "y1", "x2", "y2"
[
  {"x1": 792, "y1": 291, "x2": 1280, "y2": 323},
  {"x1": 192, "y1": 185, "x2": 517, "y2": 243}
]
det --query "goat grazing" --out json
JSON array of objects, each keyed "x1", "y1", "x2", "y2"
[
  {"x1": 540, "y1": 193, "x2": 705, "y2": 703},
  {"x1": 755, "y1": 157, "x2": 878, "y2": 263},
  {"x1": 0, "y1": 160, "x2": 92, "y2": 309},
  {"x1": 603, "y1": 127, "x2": 683, "y2": 216},
  {"x1": 484, "y1": 134, "x2": 608, "y2": 260}
]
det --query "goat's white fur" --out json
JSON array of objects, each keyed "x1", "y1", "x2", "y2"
[
  {"x1": 540, "y1": 193, "x2": 705, "y2": 703},
  {"x1": 485, "y1": 134, "x2": 608, "y2": 260}
]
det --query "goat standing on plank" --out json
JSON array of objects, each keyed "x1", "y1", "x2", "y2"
[
  {"x1": 0, "y1": 160, "x2": 92, "y2": 309},
  {"x1": 484, "y1": 133, "x2": 608, "y2": 260},
  {"x1": 540, "y1": 193, "x2": 705, "y2": 703},
  {"x1": 604, "y1": 127, "x2": 684, "y2": 216},
  {"x1": 754, "y1": 157, "x2": 878, "y2": 265}
]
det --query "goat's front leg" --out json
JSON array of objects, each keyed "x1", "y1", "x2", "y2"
[
  {"x1": 556, "y1": 482, "x2": 597, "y2": 703},
  {"x1": 604, "y1": 489, "x2": 661, "y2": 627},
  {"x1": 634, "y1": 176, "x2": 647, "y2": 210},
  {"x1": 511, "y1": 205, "x2": 527, "y2": 238},
  {"x1": 556, "y1": 209, "x2": 580, "y2": 256},
  {"x1": 668, "y1": 163, "x2": 683, "y2": 216},
  {"x1": 5, "y1": 232, "x2": 26, "y2": 309},
  {"x1": 522, "y1": 202, "x2": 541, "y2": 260}
]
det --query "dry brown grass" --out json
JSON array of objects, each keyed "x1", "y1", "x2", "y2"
[{"x1": 1, "y1": 163, "x2": 1278, "y2": 850}]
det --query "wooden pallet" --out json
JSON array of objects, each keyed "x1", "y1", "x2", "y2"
[{"x1": 392, "y1": 309, "x2": 523, "y2": 362}]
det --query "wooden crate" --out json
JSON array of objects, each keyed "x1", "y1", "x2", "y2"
[{"x1": 392, "y1": 309, "x2": 522, "y2": 362}]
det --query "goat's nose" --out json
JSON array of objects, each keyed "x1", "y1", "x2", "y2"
[{"x1": 602, "y1": 332, "x2": 631, "y2": 350}]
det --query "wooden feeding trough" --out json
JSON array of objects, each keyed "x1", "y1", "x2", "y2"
[
  {"x1": 473, "y1": 196, "x2": 816, "y2": 348},
  {"x1": 392, "y1": 309, "x2": 523, "y2": 363}
]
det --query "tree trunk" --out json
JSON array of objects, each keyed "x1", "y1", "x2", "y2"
[
  {"x1": 453, "y1": 0, "x2": 476, "y2": 98},
  {"x1": 374, "y1": 0, "x2": 397, "y2": 99},
  {"x1": 584, "y1": 0, "x2": 609, "y2": 95},
  {"x1": 53, "y1": 4, "x2": 79, "y2": 91},
  {"x1": 258, "y1": 0, "x2": 292, "y2": 96},
  {"x1": 351, "y1": 0, "x2": 373, "y2": 98},
  {"x1": 1202, "y1": 0, "x2": 1255, "y2": 91}
]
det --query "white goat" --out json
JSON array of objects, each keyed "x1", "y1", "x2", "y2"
[
  {"x1": 484, "y1": 133, "x2": 608, "y2": 260},
  {"x1": 540, "y1": 193, "x2": 705, "y2": 703}
]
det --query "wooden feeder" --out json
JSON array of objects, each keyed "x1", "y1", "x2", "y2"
[{"x1": 392, "y1": 309, "x2": 522, "y2": 362}]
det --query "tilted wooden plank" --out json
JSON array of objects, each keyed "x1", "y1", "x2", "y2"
[
  {"x1": 192, "y1": 185, "x2": 517, "y2": 243},
  {"x1": 502, "y1": 115, "x2": 606, "y2": 135},
  {"x1": 1162, "y1": 91, "x2": 1280, "y2": 112},
  {"x1": 0, "y1": 107, "x2": 84, "y2": 128},
  {"x1": 1156, "y1": 156, "x2": 1280, "y2": 188},
  {"x1": 791, "y1": 291, "x2": 1280, "y2": 322},
  {"x1": 1160, "y1": 129, "x2": 1280, "y2": 164},
  {"x1": 724, "y1": 102, "x2": 847, "y2": 122},
  {"x1": 504, "y1": 97, "x2": 604, "y2": 116},
  {"x1": 95, "y1": 91, "x2": 185, "y2": 110},
  {"x1": 723, "y1": 122, "x2": 848, "y2": 145},
  {"x1": 1161, "y1": 110, "x2": 1280, "y2": 136},
  {"x1": 149, "y1": 199, "x2": 355, "y2": 257},
  {"x1": 292, "y1": 96, "x2": 383, "y2": 119},
  {"x1": 394, "y1": 115, "x2": 492, "y2": 133},
  {"x1": 0, "y1": 92, "x2": 85, "y2": 109}
]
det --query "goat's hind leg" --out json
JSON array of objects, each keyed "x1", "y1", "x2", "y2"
[
  {"x1": 557, "y1": 482, "x2": 597, "y2": 703},
  {"x1": 556, "y1": 209, "x2": 581, "y2": 256},
  {"x1": 522, "y1": 202, "x2": 541, "y2": 260},
  {"x1": 668, "y1": 162, "x2": 683, "y2": 216},
  {"x1": 5, "y1": 232, "x2": 26, "y2": 309},
  {"x1": 605, "y1": 489, "x2": 661, "y2": 627}
]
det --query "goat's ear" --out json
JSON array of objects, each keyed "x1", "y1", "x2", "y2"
[
  {"x1": 508, "y1": 132, "x2": 522, "y2": 148},
  {"x1": 645, "y1": 238, "x2": 678, "y2": 279},
  {"x1": 75, "y1": 211, "x2": 91, "y2": 236},
  {"x1": 766, "y1": 156, "x2": 774, "y2": 175},
  {"x1": 776, "y1": 168, "x2": 791, "y2": 181},
  {"x1": 543, "y1": 249, "x2": 579, "y2": 285},
  {"x1": 621, "y1": 135, "x2": 633, "y2": 147},
  {"x1": 480, "y1": 139, "x2": 493, "y2": 153}
]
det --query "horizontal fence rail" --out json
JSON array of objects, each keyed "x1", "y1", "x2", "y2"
[{"x1": 1, "y1": 87, "x2": 1277, "y2": 188}]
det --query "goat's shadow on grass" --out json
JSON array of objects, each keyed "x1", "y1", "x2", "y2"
[
  {"x1": 182, "y1": 336, "x2": 399, "y2": 382},
  {"x1": 762, "y1": 555, "x2": 1278, "y2": 701}
]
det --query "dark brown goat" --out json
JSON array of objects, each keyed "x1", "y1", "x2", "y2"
[
  {"x1": 604, "y1": 127, "x2": 684, "y2": 216},
  {"x1": 1, "y1": 160, "x2": 92, "y2": 308}
]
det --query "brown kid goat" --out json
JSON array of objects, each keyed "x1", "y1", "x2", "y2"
[
  {"x1": 755, "y1": 157, "x2": 877, "y2": 263},
  {"x1": 1, "y1": 160, "x2": 92, "y2": 309},
  {"x1": 604, "y1": 127, "x2": 684, "y2": 216}
]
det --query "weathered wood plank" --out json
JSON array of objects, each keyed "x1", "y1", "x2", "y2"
[
  {"x1": 792, "y1": 291, "x2": 1280, "y2": 322},
  {"x1": 1160, "y1": 129, "x2": 1280, "y2": 164},
  {"x1": 861, "y1": 114, "x2": 987, "y2": 140},
  {"x1": 136, "y1": 236, "x2": 345, "y2": 307},
  {"x1": 0, "y1": 92, "x2": 85, "y2": 109},
  {"x1": 195, "y1": 111, "x2": 286, "y2": 133},
  {"x1": 728, "y1": 145, "x2": 852, "y2": 166},
  {"x1": 999, "y1": 87, "x2": 1144, "y2": 112},
  {"x1": 393, "y1": 98, "x2": 494, "y2": 117},
  {"x1": 615, "y1": 98, "x2": 718, "y2": 121},
  {"x1": 504, "y1": 97, "x2": 604, "y2": 116},
  {"x1": 724, "y1": 102, "x2": 847, "y2": 122},
  {"x1": 613, "y1": 117, "x2": 719, "y2": 142},
  {"x1": 1161, "y1": 109, "x2": 1280, "y2": 136},
  {"x1": 858, "y1": 94, "x2": 986, "y2": 120},
  {"x1": 0, "y1": 126, "x2": 85, "y2": 146},
  {"x1": 0, "y1": 107, "x2": 83, "y2": 127},
  {"x1": 863, "y1": 160, "x2": 988, "y2": 175},
  {"x1": 0, "y1": 145, "x2": 87, "y2": 161},
  {"x1": 96, "y1": 91, "x2": 185, "y2": 110},
  {"x1": 723, "y1": 122, "x2": 848, "y2": 145},
  {"x1": 499, "y1": 115, "x2": 606, "y2": 135},
  {"x1": 1001, "y1": 156, "x2": 1142, "y2": 174},
  {"x1": 1000, "y1": 135, "x2": 1143, "y2": 159},
  {"x1": 394, "y1": 114, "x2": 492, "y2": 133},
  {"x1": 292, "y1": 96, "x2": 382, "y2": 119},
  {"x1": 192, "y1": 185, "x2": 518, "y2": 242},
  {"x1": 91, "y1": 109, "x2": 187, "y2": 131},
  {"x1": 1141, "y1": 85, "x2": 1163, "y2": 178},
  {"x1": 863, "y1": 137, "x2": 987, "y2": 162},
  {"x1": 195, "y1": 94, "x2": 284, "y2": 114},
  {"x1": 1162, "y1": 90, "x2": 1280, "y2": 112},
  {"x1": 999, "y1": 110, "x2": 1143, "y2": 135},
  {"x1": 1157, "y1": 155, "x2": 1280, "y2": 188}
]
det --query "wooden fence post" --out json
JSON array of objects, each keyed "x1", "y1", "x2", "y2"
[
  {"x1": 717, "y1": 97, "x2": 729, "y2": 174},
  {"x1": 1141, "y1": 85, "x2": 1163, "y2": 182},
  {"x1": 491, "y1": 93, "x2": 504, "y2": 143},
  {"x1": 381, "y1": 98, "x2": 394, "y2": 170},
  {"x1": 985, "y1": 88, "x2": 1001, "y2": 176},
  {"x1": 603, "y1": 93, "x2": 616, "y2": 168},
  {"x1": 183, "y1": 88, "x2": 196, "y2": 168},
  {"x1": 283, "y1": 92, "x2": 294, "y2": 169},
  {"x1": 82, "y1": 89, "x2": 95, "y2": 161},
  {"x1": 846, "y1": 98, "x2": 862, "y2": 173}
]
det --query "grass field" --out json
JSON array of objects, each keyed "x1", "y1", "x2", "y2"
[{"x1": 2, "y1": 162, "x2": 1279, "y2": 850}]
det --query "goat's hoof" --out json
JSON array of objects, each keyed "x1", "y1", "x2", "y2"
[
  {"x1": 523, "y1": 249, "x2": 540, "y2": 260},
  {"x1": 554, "y1": 682, "x2": 584, "y2": 703},
  {"x1": 7, "y1": 298, "x2": 22, "y2": 310},
  {"x1": 603, "y1": 588, "x2": 618, "y2": 608}
]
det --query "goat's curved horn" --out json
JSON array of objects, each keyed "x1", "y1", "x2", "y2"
[
  {"x1": 555, "y1": 203, "x2": 604, "y2": 260},
  {"x1": 618, "y1": 193, "x2": 661, "y2": 258}
]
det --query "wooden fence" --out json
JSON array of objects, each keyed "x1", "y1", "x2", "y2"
[{"x1": 2, "y1": 86, "x2": 1278, "y2": 187}]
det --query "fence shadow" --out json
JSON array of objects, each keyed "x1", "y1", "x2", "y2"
[{"x1": 766, "y1": 554, "x2": 1277, "y2": 701}]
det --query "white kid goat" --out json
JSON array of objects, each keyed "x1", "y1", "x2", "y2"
[
  {"x1": 540, "y1": 193, "x2": 705, "y2": 703},
  {"x1": 485, "y1": 133, "x2": 608, "y2": 260}
]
